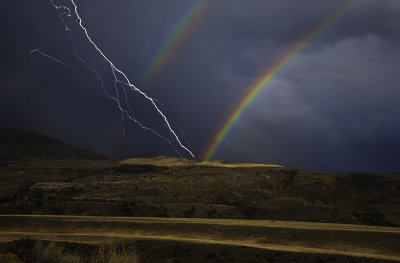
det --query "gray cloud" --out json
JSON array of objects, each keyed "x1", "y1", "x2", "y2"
[{"x1": 219, "y1": 33, "x2": 400, "y2": 172}]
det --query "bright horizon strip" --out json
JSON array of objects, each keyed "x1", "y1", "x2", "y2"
[
  {"x1": 202, "y1": 0, "x2": 358, "y2": 162},
  {"x1": 144, "y1": 0, "x2": 212, "y2": 85}
]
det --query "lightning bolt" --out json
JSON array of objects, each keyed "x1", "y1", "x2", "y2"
[
  {"x1": 176, "y1": 123, "x2": 191, "y2": 148},
  {"x1": 31, "y1": 49, "x2": 74, "y2": 69},
  {"x1": 46, "y1": 0, "x2": 195, "y2": 158}
]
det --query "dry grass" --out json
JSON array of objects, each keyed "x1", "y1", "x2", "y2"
[
  {"x1": 121, "y1": 156, "x2": 282, "y2": 168},
  {"x1": 0, "y1": 253, "x2": 24, "y2": 263},
  {"x1": 1, "y1": 215, "x2": 399, "y2": 261},
  {"x1": 31, "y1": 241, "x2": 140, "y2": 263},
  {"x1": 96, "y1": 244, "x2": 140, "y2": 263},
  {"x1": 34, "y1": 242, "x2": 82, "y2": 263}
]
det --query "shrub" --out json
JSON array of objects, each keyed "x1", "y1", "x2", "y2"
[
  {"x1": 44, "y1": 193, "x2": 58, "y2": 201},
  {"x1": 34, "y1": 242, "x2": 81, "y2": 263},
  {"x1": 81, "y1": 210, "x2": 100, "y2": 216},
  {"x1": 183, "y1": 206, "x2": 196, "y2": 218},
  {"x1": 96, "y1": 244, "x2": 140, "y2": 263},
  {"x1": 0, "y1": 253, "x2": 24, "y2": 263},
  {"x1": 29, "y1": 188, "x2": 43, "y2": 199}
]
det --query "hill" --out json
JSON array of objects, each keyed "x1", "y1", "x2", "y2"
[
  {"x1": 0, "y1": 130, "x2": 399, "y2": 226},
  {"x1": 0, "y1": 129, "x2": 107, "y2": 160},
  {"x1": 0, "y1": 129, "x2": 399, "y2": 262},
  {"x1": 121, "y1": 156, "x2": 282, "y2": 168}
]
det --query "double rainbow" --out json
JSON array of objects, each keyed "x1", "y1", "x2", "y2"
[
  {"x1": 202, "y1": 0, "x2": 358, "y2": 162},
  {"x1": 144, "y1": 0, "x2": 213, "y2": 86}
]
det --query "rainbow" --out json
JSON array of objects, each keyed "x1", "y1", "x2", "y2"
[
  {"x1": 144, "y1": 0, "x2": 213, "y2": 86},
  {"x1": 202, "y1": 0, "x2": 358, "y2": 162}
]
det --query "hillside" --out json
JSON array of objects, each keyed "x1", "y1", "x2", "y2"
[
  {"x1": 121, "y1": 156, "x2": 282, "y2": 168},
  {"x1": 0, "y1": 156, "x2": 398, "y2": 226},
  {"x1": 0, "y1": 129, "x2": 107, "y2": 160},
  {"x1": 0, "y1": 130, "x2": 399, "y2": 262}
]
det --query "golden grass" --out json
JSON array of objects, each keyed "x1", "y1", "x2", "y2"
[
  {"x1": 34, "y1": 242, "x2": 81, "y2": 263},
  {"x1": 121, "y1": 156, "x2": 282, "y2": 168},
  {"x1": 29, "y1": 241, "x2": 140, "y2": 263},
  {"x1": 96, "y1": 244, "x2": 140, "y2": 263}
]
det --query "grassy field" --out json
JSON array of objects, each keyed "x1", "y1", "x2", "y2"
[
  {"x1": 121, "y1": 156, "x2": 283, "y2": 168},
  {"x1": 0, "y1": 215, "x2": 399, "y2": 262}
]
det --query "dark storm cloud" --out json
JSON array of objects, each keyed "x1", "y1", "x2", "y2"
[
  {"x1": 210, "y1": 0, "x2": 400, "y2": 45},
  {"x1": 219, "y1": 34, "x2": 400, "y2": 172},
  {"x1": 177, "y1": 0, "x2": 400, "y2": 172},
  {"x1": 1, "y1": 0, "x2": 399, "y2": 172}
]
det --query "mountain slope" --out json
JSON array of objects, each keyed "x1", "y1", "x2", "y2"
[{"x1": 0, "y1": 129, "x2": 106, "y2": 160}]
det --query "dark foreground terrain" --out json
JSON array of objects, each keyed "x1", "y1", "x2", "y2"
[
  {"x1": 0, "y1": 129, "x2": 399, "y2": 262},
  {"x1": 0, "y1": 215, "x2": 399, "y2": 262}
]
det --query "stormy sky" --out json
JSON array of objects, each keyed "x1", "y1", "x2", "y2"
[{"x1": 1, "y1": 0, "x2": 400, "y2": 173}]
